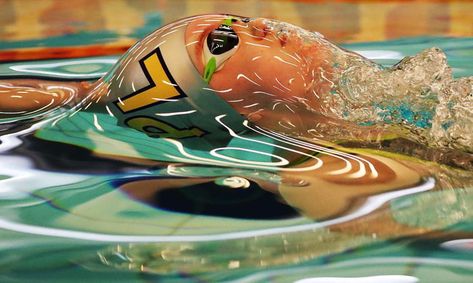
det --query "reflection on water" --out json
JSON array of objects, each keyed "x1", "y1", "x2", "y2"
[{"x1": 0, "y1": 15, "x2": 472, "y2": 282}]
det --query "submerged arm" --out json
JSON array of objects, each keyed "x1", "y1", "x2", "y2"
[{"x1": 0, "y1": 79, "x2": 92, "y2": 120}]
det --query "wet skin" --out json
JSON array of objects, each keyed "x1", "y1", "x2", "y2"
[
  {"x1": 0, "y1": 79, "x2": 88, "y2": 118},
  {"x1": 184, "y1": 16, "x2": 358, "y2": 136}
]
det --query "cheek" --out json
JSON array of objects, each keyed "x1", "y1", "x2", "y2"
[{"x1": 209, "y1": 50, "x2": 306, "y2": 103}]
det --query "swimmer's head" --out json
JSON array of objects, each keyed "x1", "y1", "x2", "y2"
[{"x1": 104, "y1": 14, "x2": 338, "y2": 141}]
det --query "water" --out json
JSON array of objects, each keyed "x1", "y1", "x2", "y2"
[{"x1": 0, "y1": 33, "x2": 472, "y2": 282}]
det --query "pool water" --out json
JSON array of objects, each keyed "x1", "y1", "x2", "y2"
[{"x1": 0, "y1": 36, "x2": 472, "y2": 282}]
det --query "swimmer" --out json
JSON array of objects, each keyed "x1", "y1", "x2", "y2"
[
  {"x1": 2, "y1": 15, "x2": 473, "y2": 226},
  {"x1": 0, "y1": 14, "x2": 472, "y2": 154}
]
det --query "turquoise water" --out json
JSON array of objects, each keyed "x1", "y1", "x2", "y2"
[{"x1": 0, "y1": 37, "x2": 472, "y2": 282}]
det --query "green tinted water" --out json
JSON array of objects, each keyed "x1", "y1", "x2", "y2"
[{"x1": 0, "y1": 37, "x2": 472, "y2": 282}]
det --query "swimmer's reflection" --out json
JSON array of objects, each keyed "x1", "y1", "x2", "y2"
[
  {"x1": 115, "y1": 141, "x2": 425, "y2": 222},
  {"x1": 118, "y1": 177, "x2": 299, "y2": 220}
]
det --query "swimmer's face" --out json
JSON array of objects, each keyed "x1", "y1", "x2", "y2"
[{"x1": 185, "y1": 15, "x2": 330, "y2": 125}]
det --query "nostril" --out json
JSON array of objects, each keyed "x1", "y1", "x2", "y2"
[
  {"x1": 250, "y1": 19, "x2": 270, "y2": 40},
  {"x1": 277, "y1": 31, "x2": 288, "y2": 47}
]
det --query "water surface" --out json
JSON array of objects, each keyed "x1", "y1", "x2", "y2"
[{"x1": 0, "y1": 36, "x2": 472, "y2": 282}]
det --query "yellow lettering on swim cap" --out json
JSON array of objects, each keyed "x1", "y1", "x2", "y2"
[{"x1": 116, "y1": 48, "x2": 186, "y2": 113}]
